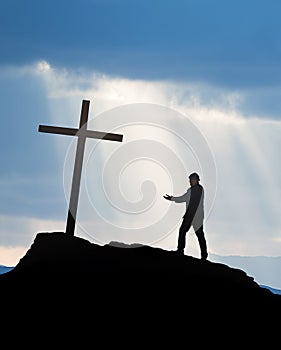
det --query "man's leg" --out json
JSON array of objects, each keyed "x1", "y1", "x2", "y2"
[
  {"x1": 177, "y1": 218, "x2": 191, "y2": 255},
  {"x1": 194, "y1": 225, "x2": 208, "y2": 260}
]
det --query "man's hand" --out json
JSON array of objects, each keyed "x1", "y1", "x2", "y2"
[{"x1": 163, "y1": 194, "x2": 172, "y2": 201}]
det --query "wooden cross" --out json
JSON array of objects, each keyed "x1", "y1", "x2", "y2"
[{"x1": 38, "y1": 99, "x2": 123, "y2": 236}]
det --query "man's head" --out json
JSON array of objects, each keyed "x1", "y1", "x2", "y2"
[{"x1": 189, "y1": 172, "x2": 200, "y2": 186}]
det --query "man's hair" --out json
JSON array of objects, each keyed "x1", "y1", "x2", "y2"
[{"x1": 189, "y1": 172, "x2": 200, "y2": 181}]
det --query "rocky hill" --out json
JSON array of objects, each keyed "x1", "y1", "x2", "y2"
[{"x1": 1, "y1": 231, "x2": 280, "y2": 341}]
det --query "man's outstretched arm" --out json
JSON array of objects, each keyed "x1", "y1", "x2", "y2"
[{"x1": 163, "y1": 190, "x2": 190, "y2": 203}]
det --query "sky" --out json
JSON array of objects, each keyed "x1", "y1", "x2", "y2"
[{"x1": 1, "y1": 0, "x2": 281, "y2": 286}]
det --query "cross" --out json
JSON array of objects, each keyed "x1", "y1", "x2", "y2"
[{"x1": 38, "y1": 99, "x2": 123, "y2": 236}]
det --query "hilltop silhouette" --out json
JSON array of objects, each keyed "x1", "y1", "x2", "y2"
[{"x1": 1, "y1": 231, "x2": 280, "y2": 341}]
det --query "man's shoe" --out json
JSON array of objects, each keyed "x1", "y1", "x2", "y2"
[{"x1": 201, "y1": 253, "x2": 208, "y2": 260}]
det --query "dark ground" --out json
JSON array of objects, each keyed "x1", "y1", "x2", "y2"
[{"x1": 1, "y1": 232, "x2": 280, "y2": 343}]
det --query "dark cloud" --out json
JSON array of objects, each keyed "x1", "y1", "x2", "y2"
[{"x1": 0, "y1": 0, "x2": 281, "y2": 88}]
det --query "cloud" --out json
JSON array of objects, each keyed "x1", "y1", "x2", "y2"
[
  {"x1": 0, "y1": 214, "x2": 65, "y2": 264},
  {"x1": 1, "y1": 61, "x2": 281, "y2": 268},
  {"x1": 0, "y1": 63, "x2": 68, "y2": 219},
  {"x1": 1, "y1": 0, "x2": 281, "y2": 89}
]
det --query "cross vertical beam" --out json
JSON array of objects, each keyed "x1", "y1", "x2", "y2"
[
  {"x1": 38, "y1": 99, "x2": 123, "y2": 236},
  {"x1": 65, "y1": 100, "x2": 89, "y2": 235}
]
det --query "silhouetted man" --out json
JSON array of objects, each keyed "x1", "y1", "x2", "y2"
[{"x1": 163, "y1": 172, "x2": 208, "y2": 260}]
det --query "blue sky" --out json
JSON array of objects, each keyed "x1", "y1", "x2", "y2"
[
  {"x1": 1, "y1": 0, "x2": 281, "y2": 288},
  {"x1": 1, "y1": 0, "x2": 281, "y2": 90}
]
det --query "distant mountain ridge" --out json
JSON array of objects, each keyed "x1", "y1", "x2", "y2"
[
  {"x1": 210, "y1": 253, "x2": 281, "y2": 290},
  {"x1": 0, "y1": 265, "x2": 13, "y2": 274},
  {"x1": 260, "y1": 284, "x2": 281, "y2": 295}
]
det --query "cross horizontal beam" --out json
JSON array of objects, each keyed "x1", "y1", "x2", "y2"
[
  {"x1": 38, "y1": 99, "x2": 124, "y2": 236},
  {"x1": 38, "y1": 125, "x2": 123, "y2": 142}
]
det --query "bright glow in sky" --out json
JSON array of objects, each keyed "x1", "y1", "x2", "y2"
[{"x1": 1, "y1": 63, "x2": 281, "y2": 261}]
